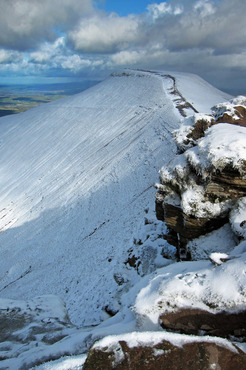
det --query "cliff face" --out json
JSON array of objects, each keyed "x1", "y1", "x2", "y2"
[{"x1": 155, "y1": 96, "x2": 246, "y2": 256}]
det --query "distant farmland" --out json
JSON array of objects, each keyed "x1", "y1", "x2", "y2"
[{"x1": 0, "y1": 80, "x2": 100, "y2": 117}]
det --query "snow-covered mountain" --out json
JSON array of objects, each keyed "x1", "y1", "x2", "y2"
[
  {"x1": 0, "y1": 70, "x2": 230, "y2": 324},
  {"x1": 1, "y1": 70, "x2": 240, "y2": 368}
]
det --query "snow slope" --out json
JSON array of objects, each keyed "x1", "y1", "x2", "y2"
[{"x1": 0, "y1": 70, "x2": 231, "y2": 331}]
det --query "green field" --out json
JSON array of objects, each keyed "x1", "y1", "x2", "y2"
[{"x1": 0, "y1": 92, "x2": 68, "y2": 117}]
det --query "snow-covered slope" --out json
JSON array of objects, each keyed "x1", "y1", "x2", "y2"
[{"x1": 0, "y1": 70, "x2": 230, "y2": 330}]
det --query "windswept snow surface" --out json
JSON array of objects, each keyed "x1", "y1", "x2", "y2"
[
  {"x1": 0, "y1": 70, "x2": 231, "y2": 332},
  {"x1": 0, "y1": 71, "x2": 172, "y2": 326},
  {"x1": 171, "y1": 72, "x2": 231, "y2": 113}
]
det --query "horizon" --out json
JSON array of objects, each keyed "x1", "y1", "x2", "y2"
[{"x1": 0, "y1": 1, "x2": 245, "y2": 95}]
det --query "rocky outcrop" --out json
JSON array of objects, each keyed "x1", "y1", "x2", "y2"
[
  {"x1": 212, "y1": 96, "x2": 246, "y2": 127},
  {"x1": 159, "y1": 308, "x2": 246, "y2": 339},
  {"x1": 175, "y1": 96, "x2": 246, "y2": 150},
  {"x1": 156, "y1": 96, "x2": 246, "y2": 249},
  {"x1": 206, "y1": 164, "x2": 246, "y2": 200},
  {"x1": 83, "y1": 336, "x2": 246, "y2": 370},
  {"x1": 162, "y1": 201, "x2": 229, "y2": 242}
]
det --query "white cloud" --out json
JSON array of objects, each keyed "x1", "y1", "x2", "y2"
[
  {"x1": 68, "y1": 13, "x2": 139, "y2": 53},
  {"x1": 59, "y1": 55, "x2": 104, "y2": 72},
  {"x1": 0, "y1": 1, "x2": 246, "y2": 93},
  {"x1": 0, "y1": 49, "x2": 21, "y2": 63},
  {"x1": 143, "y1": 0, "x2": 246, "y2": 54},
  {"x1": 110, "y1": 50, "x2": 143, "y2": 66},
  {"x1": 0, "y1": 0, "x2": 94, "y2": 49},
  {"x1": 193, "y1": 0, "x2": 216, "y2": 17},
  {"x1": 147, "y1": 1, "x2": 183, "y2": 19},
  {"x1": 30, "y1": 37, "x2": 66, "y2": 63}
]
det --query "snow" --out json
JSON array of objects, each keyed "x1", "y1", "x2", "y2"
[
  {"x1": 181, "y1": 183, "x2": 226, "y2": 218},
  {"x1": 187, "y1": 224, "x2": 237, "y2": 260},
  {"x1": 173, "y1": 113, "x2": 214, "y2": 151},
  {"x1": 0, "y1": 70, "x2": 229, "y2": 328},
  {"x1": 158, "y1": 118, "x2": 246, "y2": 220},
  {"x1": 209, "y1": 252, "x2": 230, "y2": 265},
  {"x1": 170, "y1": 72, "x2": 231, "y2": 114},
  {"x1": 92, "y1": 331, "x2": 238, "y2": 354},
  {"x1": 0, "y1": 295, "x2": 68, "y2": 321},
  {"x1": 0, "y1": 70, "x2": 245, "y2": 368},
  {"x1": 34, "y1": 355, "x2": 87, "y2": 370},
  {"x1": 134, "y1": 254, "x2": 246, "y2": 324},
  {"x1": 230, "y1": 197, "x2": 246, "y2": 238},
  {"x1": 211, "y1": 95, "x2": 246, "y2": 121},
  {"x1": 186, "y1": 123, "x2": 246, "y2": 175},
  {"x1": 0, "y1": 71, "x2": 181, "y2": 326}
]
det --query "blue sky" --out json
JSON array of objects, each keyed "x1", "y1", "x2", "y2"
[
  {"x1": 0, "y1": 0, "x2": 245, "y2": 94},
  {"x1": 98, "y1": 0, "x2": 157, "y2": 16}
]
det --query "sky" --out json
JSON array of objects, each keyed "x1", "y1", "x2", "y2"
[{"x1": 0, "y1": 0, "x2": 245, "y2": 94}]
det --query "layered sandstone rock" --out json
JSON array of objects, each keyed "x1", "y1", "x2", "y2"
[
  {"x1": 156, "y1": 96, "x2": 246, "y2": 248},
  {"x1": 84, "y1": 336, "x2": 246, "y2": 370},
  {"x1": 159, "y1": 308, "x2": 246, "y2": 339}
]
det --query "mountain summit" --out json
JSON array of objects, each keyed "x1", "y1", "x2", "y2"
[
  {"x1": 0, "y1": 70, "x2": 230, "y2": 324},
  {"x1": 2, "y1": 70, "x2": 243, "y2": 369}
]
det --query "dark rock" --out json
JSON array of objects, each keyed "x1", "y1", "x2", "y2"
[
  {"x1": 215, "y1": 105, "x2": 246, "y2": 127},
  {"x1": 187, "y1": 117, "x2": 214, "y2": 141},
  {"x1": 83, "y1": 337, "x2": 246, "y2": 370},
  {"x1": 206, "y1": 164, "x2": 246, "y2": 201},
  {"x1": 124, "y1": 255, "x2": 140, "y2": 269},
  {"x1": 162, "y1": 202, "x2": 228, "y2": 241},
  {"x1": 159, "y1": 308, "x2": 246, "y2": 339},
  {"x1": 104, "y1": 305, "x2": 119, "y2": 317},
  {"x1": 155, "y1": 193, "x2": 165, "y2": 222}
]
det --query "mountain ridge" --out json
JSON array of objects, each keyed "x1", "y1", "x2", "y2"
[
  {"x1": 1, "y1": 70, "x2": 244, "y2": 369},
  {"x1": 0, "y1": 70, "x2": 231, "y2": 326}
]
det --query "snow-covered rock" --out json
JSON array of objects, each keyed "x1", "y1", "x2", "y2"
[
  {"x1": 83, "y1": 331, "x2": 246, "y2": 370},
  {"x1": 156, "y1": 97, "x2": 246, "y2": 246},
  {"x1": 212, "y1": 95, "x2": 246, "y2": 126}
]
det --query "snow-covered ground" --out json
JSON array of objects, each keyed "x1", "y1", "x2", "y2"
[{"x1": 1, "y1": 69, "x2": 241, "y2": 368}]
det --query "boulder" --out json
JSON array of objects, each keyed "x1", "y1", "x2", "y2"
[
  {"x1": 84, "y1": 336, "x2": 246, "y2": 370},
  {"x1": 159, "y1": 308, "x2": 246, "y2": 339},
  {"x1": 215, "y1": 105, "x2": 246, "y2": 127}
]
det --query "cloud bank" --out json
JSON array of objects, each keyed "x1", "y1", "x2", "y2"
[
  {"x1": 0, "y1": 0, "x2": 245, "y2": 93},
  {"x1": 0, "y1": 0, "x2": 93, "y2": 49}
]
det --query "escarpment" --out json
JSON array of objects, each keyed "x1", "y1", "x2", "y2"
[{"x1": 155, "y1": 96, "x2": 246, "y2": 256}]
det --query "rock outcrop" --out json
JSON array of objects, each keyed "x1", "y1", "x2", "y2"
[
  {"x1": 82, "y1": 97, "x2": 246, "y2": 370},
  {"x1": 159, "y1": 308, "x2": 246, "y2": 339},
  {"x1": 83, "y1": 335, "x2": 246, "y2": 370},
  {"x1": 155, "y1": 96, "x2": 246, "y2": 251}
]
